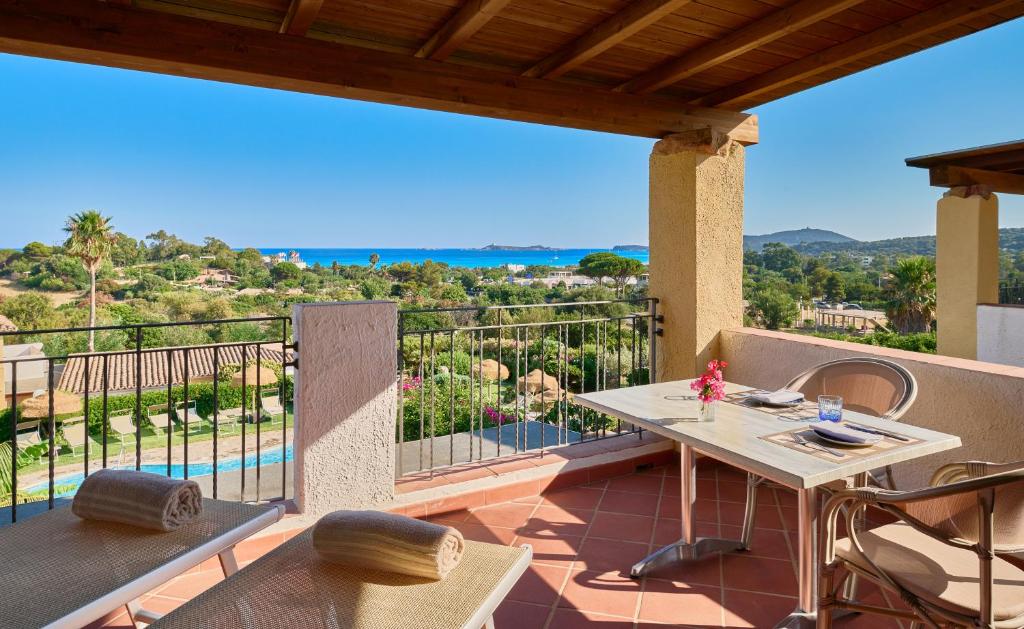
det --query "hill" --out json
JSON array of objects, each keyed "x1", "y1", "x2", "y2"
[
  {"x1": 793, "y1": 228, "x2": 1024, "y2": 257},
  {"x1": 743, "y1": 228, "x2": 856, "y2": 251}
]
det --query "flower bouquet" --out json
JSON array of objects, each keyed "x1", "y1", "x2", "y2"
[{"x1": 690, "y1": 359, "x2": 727, "y2": 422}]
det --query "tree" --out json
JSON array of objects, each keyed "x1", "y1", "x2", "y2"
[
  {"x1": 0, "y1": 293, "x2": 59, "y2": 330},
  {"x1": 22, "y1": 241, "x2": 52, "y2": 259},
  {"x1": 270, "y1": 261, "x2": 302, "y2": 282},
  {"x1": 749, "y1": 287, "x2": 799, "y2": 330},
  {"x1": 369, "y1": 252, "x2": 380, "y2": 269},
  {"x1": 359, "y1": 276, "x2": 390, "y2": 300},
  {"x1": 202, "y1": 237, "x2": 232, "y2": 258},
  {"x1": 64, "y1": 211, "x2": 116, "y2": 351},
  {"x1": 577, "y1": 252, "x2": 646, "y2": 295},
  {"x1": 823, "y1": 272, "x2": 846, "y2": 303},
  {"x1": 761, "y1": 242, "x2": 802, "y2": 273},
  {"x1": 885, "y1": 256, "x2": 935, "y2": 334}
]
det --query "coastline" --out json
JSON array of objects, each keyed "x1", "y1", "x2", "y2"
[{"x1": 255, "y1": 247, "x2": 649, "y2": 268}]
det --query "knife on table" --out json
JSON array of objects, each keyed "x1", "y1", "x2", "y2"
[{"x1": 846, "y1": 424, "x2": 910, "y2": 442}]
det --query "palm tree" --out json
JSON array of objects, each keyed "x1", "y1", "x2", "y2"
[
  {"x1": 884, "y1": 256, "x2": 936, "y2": 334},
  {"x1": 64, "y1": 211, "x2": 116, "y2": 351},
  {"x1": 369, "y1": 252, "x2": 380, "y2": 269}
]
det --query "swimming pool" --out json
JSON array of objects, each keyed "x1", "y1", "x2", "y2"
[{"x1": 28, "y1": 444, "x2": 294, "y2": 497}]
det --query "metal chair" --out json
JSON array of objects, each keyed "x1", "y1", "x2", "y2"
[
  {"x1": 818, "y1": 460, "x2": 1024, "y2": 628},
  {"x1": 737, "y1": 358, "x2": 918, "y2": 550}
]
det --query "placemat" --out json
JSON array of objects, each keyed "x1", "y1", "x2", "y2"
[
  {"x1": 725, "y1": 390, "x2": 820, "y2": 422},
  {"x1": 759, "y1": 425, "x2": 923, "y2": 463}
]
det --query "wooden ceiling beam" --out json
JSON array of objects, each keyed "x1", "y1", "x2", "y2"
[
  {"x1": 279, "y1": 0, "x2": 324, "y2": 36},
  {"x1": 416, "y1": 0, "x2": 511, "y2": 61},
  {"x1": 618, "y1": 0, "x2": 866, "y2": 95},
  {"x1": 524, "y1": 0, "x2": 692, "y2": 80},
  {"x1": 930, "y1": 165, "x2": 1024, "y2": 195},
  {"x1": 0, "y1": 0, "x2": 758, "y2": 142},
  {"x1": 696, "y1": 0, "x2": 1019, "y2": 108}
]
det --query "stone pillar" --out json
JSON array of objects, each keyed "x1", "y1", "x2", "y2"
[
  {"x1": 293, "y1": 301, "x2": 397, "y2": 516},
  {"x1": 936, "y1": 187, "x2": 999, "y2": 359},
  {"x1": 649, "y1": 128, "x2": 745, "y2": 380}
]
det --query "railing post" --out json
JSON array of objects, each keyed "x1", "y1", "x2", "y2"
[
  {"x1": 648, "y1": 298, "x2": 660, "y2": 384},
  {"x1": 292, "y1": 301, "x2": 397, "y2": 516}
]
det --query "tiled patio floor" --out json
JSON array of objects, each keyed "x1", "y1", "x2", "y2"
[{"x1": 97, "y1": 458, "x2": 910, "y2": 628}]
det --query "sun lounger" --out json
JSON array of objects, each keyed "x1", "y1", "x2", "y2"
[
  {"x1": 218, "y1": 407, "x2": 246, "y2": 430},
  {"x1": 61, "y1": 417, "x2": 91, "y2": 457},
  {"x1": 174, "y1": 400, "x2": 201, "y2": 433},
  {"x1": 14, "y1": 420, "x2": 46, "y2": 462},
  {"x1": 147, "y1": 404, "x2": 172, "y2": 435},
  {"x1": 151, "y1": 531, "x2": 532, "y2": 629},
  {"x1": 259, "y1": 393, "x2": 284, "y2": 419},
  {"x1": 0, "y1": 500, "x2": 283, "y2": 628}
]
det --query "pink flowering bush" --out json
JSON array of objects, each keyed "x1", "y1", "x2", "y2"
[
  {"x1": 690, "y1": 359, "x2": 728, "y2": 404},
  {"x1": 402, "y1": 376, "x2": 422, "y2": 392}
]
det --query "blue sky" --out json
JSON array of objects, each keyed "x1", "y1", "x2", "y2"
[{"x1": 1, "y1": 17, "x2": 1022, "y2": 249}]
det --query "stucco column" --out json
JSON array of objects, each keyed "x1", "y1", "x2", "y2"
[
  {"x1": 649, "y1": 128, "x2": 745, "y2": 380},
  {"x1": 936, "y1": 186, "x2": 999, "y2": 359},
  {"x1": 293, "y1": 301, "x2": 397, "y2": 516}
]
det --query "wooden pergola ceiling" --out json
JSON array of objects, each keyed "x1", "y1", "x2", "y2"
[
  {"x1": 907, "y1": 140, "x2": 1024, "y2": 195},
  {"x1": 0, "y1": 0, "x2": 1021, "y2": 142}
]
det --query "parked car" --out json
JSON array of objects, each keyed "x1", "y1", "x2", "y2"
[{"x1": 841, "y1": 303, "x2": 864, "y2": 310}]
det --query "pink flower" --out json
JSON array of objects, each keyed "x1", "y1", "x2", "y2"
[{"x1": 691, "y1": 360, "x2": 728, "y2": 403}]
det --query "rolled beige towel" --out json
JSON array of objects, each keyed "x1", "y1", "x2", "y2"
[
  {"x1": 312, "y1": 510, "x2": 465, "y2": 580},
  {"x1": 72, "y1": 469, "x2": 203, "y2": 532}
]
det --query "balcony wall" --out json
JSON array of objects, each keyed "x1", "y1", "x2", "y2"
[
  {"x1": 721, "y1": 327, "x2": 1024, "y2": 488},
  {"x1": 977, "y1": 304, "x2": 1024, "y2": 367}
]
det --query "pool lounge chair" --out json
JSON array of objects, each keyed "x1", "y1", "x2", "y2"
[
  {"x1": 151, "y1": 532, "x2": 532, "y2": 629},
  {"x1": 147, "y1": 404, "x2": 172, "y2": 436},
  {"x1": 61, "y1": 418, "x2": 92, "y2": 457},
  {"x1": 174, "y1": 400, "x2": 201, "y2": 433},
  {"x1": 14, "y1": 420, "x2": 47, "y2": 462},
  {"x1": 0, "y1": 500, "x2": 284, "y2": 629},
  {"x1": 259, "y1": 392, "x2": 284, "y2": 420}
]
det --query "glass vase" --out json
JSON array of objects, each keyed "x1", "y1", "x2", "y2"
[{"x1": 698, "y1": 400, "x2": 717, "y2": 422}]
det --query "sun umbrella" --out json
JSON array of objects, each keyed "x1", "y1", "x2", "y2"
[
  {"x1": 230, "y1": 364, "x2": 278, "y2": 387},
  {"x1": 21, "y1": 390, "x2": 82, "y2": 418}
]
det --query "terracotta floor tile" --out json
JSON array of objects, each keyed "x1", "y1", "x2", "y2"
[
  {"x1": 153, "y1": 569, "x2": 224, "y2": 600},
  {"x1": 521, "y1": 505, "x2": 593, "y2": 537},
  {"x1": 720, "y1": 554, "x2": 798, "y2": 596},
  {"x1": 606, "y1": 473, "x2": 664, "y2": 495},
  {"x1": 721, "y1": 590, "x2": 797, "y2": 628},
  {"x1": 645, "y1": 554, "x2": 722, "y2": 588},
  {"x1": 493, "y1": 600, "x2": 551, "y2": 629},
  {"x1": 719, "y1": 525, "x2": 793, "y2": 561},
  {"x1": 466, "y1": 502, "x2": 537, "y2": 529},
  {"x1": 718, "y1": 501, "x2": 782, "y2": 530},
  {"x1": 638, "y1": 580, "x2": 724, "y2": 625},
  {"x1": 541, "y1": 487, "x2": 604, "y2": 510},
  {"x1": 717, "y1": 480, "x2": 776, "y2": 506},
  {"x1": 136, "y1": 595, "x2": 188, "y2": 615},
  {"x1": 651, "y1": 518, "x2": 719, "y2": 546},
  {"x1": 587, "y1": 511, "x2": 655, "y2": 543},
  {"x1": 559, "y1": 570, "x2": 642, "y2": 618},
  {"x1": 233, "y1": 533, "x2": 286, "y2": 563},
  {"x1": 574, "y1": 538, "x2": 649, "y2": 573},
  {"x1": 597, "y1": 490, "x2": 660, "y2": 517},
  {"x1": 715, "y1": 465, "x2": 747, "y2": 482},
  {"x1": 507, "y1": 563, "x2": 569, "y2": 606},
  {"x1": 455, "y1": 522, "x2": 520, "y2": 545},
  {"x1": 548, "y1": 608, "x2": 635, "y2": 628},
  {"x1": 514, "y1": 530, "x2": 584, "y2": 568}
]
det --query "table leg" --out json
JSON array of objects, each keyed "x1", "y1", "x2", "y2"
[
  {"x1": 775, "y1": 486, "x2": 818, "y2": 628},
  {"x1": 630, "y1": 445, "x2": 744, "y2": 579}
]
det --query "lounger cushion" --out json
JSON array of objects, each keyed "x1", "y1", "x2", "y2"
[{"x1": 836, "y1": 522, "x2": 1024, "y2": 621}]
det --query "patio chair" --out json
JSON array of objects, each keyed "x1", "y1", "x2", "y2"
[
  {"x1": 61, "y1": 417, "x2": 92, "y2": 457},
  {"x1": 818, "y1": 460, "x2": 1024, "y2": 628},
  {"x1": 147, "y1": 403, "x2": 172, "y2": 435},
  {"x1": 14, "y1": 420, "x2": 47, "y2": 463},
  {"x1": 215, "y1": 406, "x2": 244, "y2": 432},
  {"x1": 174, "y1": 400, "x2": 201, "y2": 433},
  {"x1": 107, "y1": 408, "x2": 139, "y2": 457},
  {"x1": 258, "y1": 390, "x2": 284, "y2": 420},
  {"x1": 0, "y1": 500, "x2": 283, "y2": 628},
  {"x1": 737, "y1": 358, "x2": 918, "y2": 549},
  {"x1": 150, "y1": 532, "x2": 532, "y2": 629}
]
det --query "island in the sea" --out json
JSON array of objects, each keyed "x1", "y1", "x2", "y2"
[
  {"x1": 612, "y1": 244, "x2": 649, "y2": 251},
  {"x1": 480, "y1": 244, "x2": 560, "y2": 251}
]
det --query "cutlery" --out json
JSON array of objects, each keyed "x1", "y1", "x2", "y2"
[
  {"x1": 792, "y1": 433, "x2": 844, "y2": 458},
  {"x1": 846, "y1": 423, "x2": 910, "y2": 442}
]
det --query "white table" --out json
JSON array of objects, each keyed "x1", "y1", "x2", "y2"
[{"x1": 575, "y1": 380, "x2": 961, "y2": 628}]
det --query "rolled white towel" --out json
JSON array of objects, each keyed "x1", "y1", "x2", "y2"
[
  {"x1": 312, "y1": 510, "x2": 464, "y2": 580},
  {"x1": 72, "y1": 469, "x2": 203, "y2": 532}
]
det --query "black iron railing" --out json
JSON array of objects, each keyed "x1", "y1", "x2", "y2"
[
  {"x1": 1, "y1": 317, "x2": 293, "y2": 523},
  {"x1": 396, "y1": 299, "x2": 660, "y2": 476},
  {"x1": 999, "y1": 281, "x2": 1024, "y2": 305}
]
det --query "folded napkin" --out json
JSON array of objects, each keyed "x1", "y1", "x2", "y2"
[
  {"x1": 312, "y1": 510, "x2": 465, "y2": 580},
  {"x1": 750, "y1": 389, "x2": 805, "y2": 405},
  {"x1": 72, "y1": 469, "x2": 203, "y2": 532},
  {"x1": 810, "y1": 422, "x2": 881, "y2": 445}
]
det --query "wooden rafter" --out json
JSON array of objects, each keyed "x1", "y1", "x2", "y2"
[
  {"x1": 696, "y1": 0, "x2": 1019, "y2": 107},
  {"x1": 524, "y1": 0, "x2": 691, "y2": 79},
  {"x1": 415, "y1": 0, "x2": 511, "y2": 61},
  {"x1": 0, "y1": 0, "x2": 758, "y2": 142},
  {"x1": 929, "y1": 165, "x2": 1024, "y2": 194},
  {"x1": 279, "y1": 0, "x2": 323, "y2": 36},
  {"x1": 619, "y1": 0, "x2": 866, "y2": 95}
]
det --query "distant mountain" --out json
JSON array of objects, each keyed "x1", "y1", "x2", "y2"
[
  {"x1": 744, "y1": 228, "x2": 857, "y2": 251},
  {"x1": 793, "y1": 227, "x2": 1024, "y2": 257},
  {"x1": 480, "y1": 244, "x2": 560, "y2": 251},
  {"x1": 612, "y1": 245, "x2": 648, "y2": 251}
]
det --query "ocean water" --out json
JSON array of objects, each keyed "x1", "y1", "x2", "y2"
[{"x1": 257, "y1": 248, "x2": 648, "y2": 269}]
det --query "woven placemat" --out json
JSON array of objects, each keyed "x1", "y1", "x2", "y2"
[
  {"x1": 724, "y1": 390, "x2": 820, "y2": 422},
  {"x1": 759, "y1": 426, "x2": 922, "y2": 463}
]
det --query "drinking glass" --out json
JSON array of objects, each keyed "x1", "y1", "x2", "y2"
[{"x1": 818, "y1": 395, "x2": 843, "y2": 422}]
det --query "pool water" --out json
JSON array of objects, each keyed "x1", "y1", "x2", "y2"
[{"x1": 28, "y1": 444, "x2": 294, "y2": 497}]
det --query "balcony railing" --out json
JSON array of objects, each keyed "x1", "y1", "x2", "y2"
[
  {"x1": 1, "y1": 317, "x2": 293, "y2": 523},
  {"x1": 999, "y1": 281, "x2": 1024, "y2": 305},
  {"x1": 396, "y1": 298, "x2": 659, "y2": 476}
]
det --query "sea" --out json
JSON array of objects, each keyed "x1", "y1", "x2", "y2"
[{"x1": 256, "y1": 248, "x2": 648, "y2": 269}]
